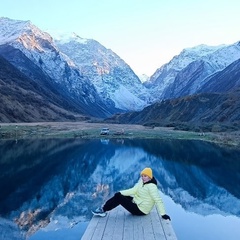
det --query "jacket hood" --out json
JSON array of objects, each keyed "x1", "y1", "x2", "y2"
[{"x1": 144, "y1": 176, "x2": 157, "y2": 186}]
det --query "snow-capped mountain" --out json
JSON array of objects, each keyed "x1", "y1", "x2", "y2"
[
  {"x1": 54, "y1": 33, "x2": 152, "y2": 111},
  {"x1": 145, "y1": 42, "x2": 240, "y2": 100},
  {"x1": 1, "y1": 17, "x2": 240, "y2": 123},
  {"x1": 0, "y1": 17, "x2": 147, "y2": 118},
  {"x1": 198, "y1": 58, "x2": 240, "y2": 93}
]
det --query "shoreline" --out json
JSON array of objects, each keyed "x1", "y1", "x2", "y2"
[{"x1": 0, "y1": 121, "x2": 239, "y2": 148}]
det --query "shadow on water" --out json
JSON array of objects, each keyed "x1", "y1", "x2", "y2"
[{"x1": 0, "y1": 138, "x2": 240, "y2": 239}]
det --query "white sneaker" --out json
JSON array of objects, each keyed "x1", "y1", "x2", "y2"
[{"x1": 92, "y1": 207, "x2": 107, "y2": 217}]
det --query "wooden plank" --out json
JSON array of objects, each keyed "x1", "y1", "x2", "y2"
[
  {"x1": 141, "y1": 212, "x2": 156, "y2": 239},
  {"x1": 112, "y1": 207, "x2": 126, "y2": 240},
  {"x1": 150, "y1": 207, "x2": 168, "y2": 239},
  {"x1": 156, "y1": 209, "x2": 178, "y2": 240},
  {"x1": 131, "y1": 213, "x2": 144, "y2": 240},
  {"x1": 81, "y1": 212, "x2": 108, "y2": 240},
  {"x1": 81, "y1": 206, "x2": 177, "y2": 240},
  {"x1": 81, "y1": 217, "x2": 98, "y2": 240},
  {"x1": 161, "y1": 220, "x2": 177, "y2": 240},
  {"x1": 102, "y1": 206, "x2": 123, "y2": 240},
  {"x1": 90, "y1": 214, "x2": 108, "y2": 240},
  {"x1": 123, "y1": 209, "x2": 134, "y2": 239}
]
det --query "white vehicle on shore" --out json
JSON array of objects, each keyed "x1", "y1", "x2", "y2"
[{"x1": 100, "y1": 128, "x2": 110, "y2": 135}]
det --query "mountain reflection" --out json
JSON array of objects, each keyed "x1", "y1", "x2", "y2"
[{"x1": 0, "y1": 138, "x2": 240, "y2": 238}]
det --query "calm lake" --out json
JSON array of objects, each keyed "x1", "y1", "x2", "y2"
[{"x1": 0, "y1": 138, "x2": 240, "y2": 240}]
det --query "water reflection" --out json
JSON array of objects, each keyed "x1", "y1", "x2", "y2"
[{"x1": 0, "y1": 138, "x2": 240, "y2": 240}]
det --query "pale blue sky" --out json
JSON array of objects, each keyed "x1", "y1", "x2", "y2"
[{"x1": 1, "y1": 0, "x2": 240, "y2": 75}]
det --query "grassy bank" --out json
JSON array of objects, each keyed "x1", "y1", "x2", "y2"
[{"x1": 0, "y1": 122, "x2": 239, "y2": 147}]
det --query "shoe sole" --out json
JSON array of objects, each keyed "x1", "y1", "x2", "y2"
[{"x1": 91, "y1": 211, "x2": 107, "y2": 217}]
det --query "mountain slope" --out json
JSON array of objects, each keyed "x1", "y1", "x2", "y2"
[
  {"x1": 198, "y1": 58, "x2": 240, "y2": 93},
  {"x1": 0, "y1": 17, "x2": 112, "y2": 118},
  {"x1": 145, "y1": 42, "x2": 240, "y2": 100},
  {"x1": 0, "y1": 56, "x2": 88, "y2": 122},
  {"x1": 106, "y1": 90, "x2": 240, "y2": 131},
  {"x1": 106, "y1": 47, "x2": 240, "y2": 131},
  {"x1": 54, "y1": 33, "x2": 152, "y2": 111}
]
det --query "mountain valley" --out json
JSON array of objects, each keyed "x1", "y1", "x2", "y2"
[{"x1": 0, "y1": 17, "x2": 240, "y2": 133}]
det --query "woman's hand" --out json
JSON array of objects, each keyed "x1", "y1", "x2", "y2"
[{"x1": 161, "y1": 214, "x2": 171, "y2": 221}]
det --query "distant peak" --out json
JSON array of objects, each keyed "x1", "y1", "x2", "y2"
[
  {"x1": 235, "y1": 41, "x2": 240, "y2": 46},
  {"x1": 49, "y1": 30, "x2": 88, "y2": 44},
  {"x1": 138, "y1": 74, "x2": 150, "y2": 83},
  {"x1": 72, "y1": 32, "x2": 80, "y2": 38},
  {"x1": 0, "y1": 17, "x2": 31, "y2": 29},
  {"x1": 183, "y1": 43, "x2": 226, "y2": 53},
  {"x1": 0, "y1": 16, "x2": 29, "y2": 23},
  {"x1": 0, "y1": 17, "x2": 35, "y2": 44}
]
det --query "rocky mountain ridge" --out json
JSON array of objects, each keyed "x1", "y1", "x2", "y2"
[
  {"x1": 0, "y1": 55, "x2": 90, "y2": 122},
  {"x1": 0, "y1": 18, "x2": 121, "y2": 118},
  {"x1": 106, "y1": 58, "x2": 240, "y2": 131},
  {"x1": 0, "y1": 17, "x2": 150, "y2": 120},
  {"x1": 54, "y1": 33, "x2": 151, "y2": 111},
  {"x1": 145, "y1": 42, "x2": 240, "y2": 100}
]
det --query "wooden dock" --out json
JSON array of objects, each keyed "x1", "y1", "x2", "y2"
[{"x1": 81, "y1": 206, "x2": 177, "y2": 240}]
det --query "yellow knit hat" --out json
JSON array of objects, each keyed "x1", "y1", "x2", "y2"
[{"x1": 141, "y1": 167, "x2": 153, "y2": 179}]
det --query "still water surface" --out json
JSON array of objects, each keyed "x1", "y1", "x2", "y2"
[{"x1": 0, "y1": 138, "x2": 240, "y2": 240}]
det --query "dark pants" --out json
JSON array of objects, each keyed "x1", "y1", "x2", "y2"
[{"x1": 102, "y1": 192, "x2": 145, "y2": 216}]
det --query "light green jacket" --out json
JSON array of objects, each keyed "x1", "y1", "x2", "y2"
[{"x1": 120, "y1": 179, "x2": 166, "y2": 215}]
